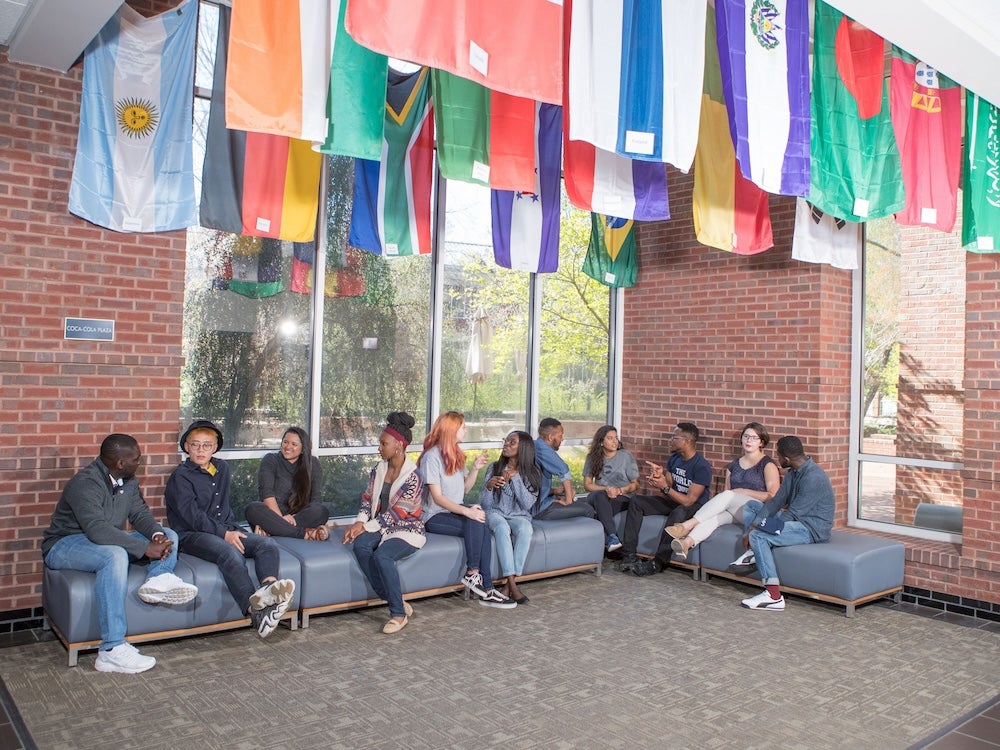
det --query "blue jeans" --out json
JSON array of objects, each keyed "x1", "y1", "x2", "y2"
[
  {"x1": 44, "y1": 528, "x2": 180, "y2": 650},
  {"x1": 487, "y1": 513, "x2": 533, "y2": 577},
  {"x1": 179, "y1": 530, "x2": 279, "y2": 613},
  {"x1": 742, "y1": 500, "x2": 814, "y2": 585},
  {"x1": 351, "y1": 532, "x2": 417, "y2": 618},
  {"x1": 425, "y1": 511, "x2": 493, "y2": 585}
]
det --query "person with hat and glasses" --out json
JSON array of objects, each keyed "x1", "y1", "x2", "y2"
[{"x1": 165, "y1": 420, "x2": 295, "y2": 638}]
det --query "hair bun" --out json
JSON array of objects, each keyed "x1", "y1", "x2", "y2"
[{"x1": 387, "y1": 411, "x2": 415, "y2": 430}]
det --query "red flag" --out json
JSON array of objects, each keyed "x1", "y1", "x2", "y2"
[
  {"x1": 889, "y1": 49, "x2": 961, "y2": 233},
  {"x1": 344, "y1": 0, "x2": 562, "y2": 104}
]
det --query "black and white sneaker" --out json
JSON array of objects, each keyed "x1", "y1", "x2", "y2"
[
  {"x1": 461, "y1": 571, "x2": 487, "y2": 598},
  {"x1": 250, "y1": 602, "x2": 282, "y2": 638},
  {"x1": 631, "y1": 558, "x2": 662, "y2": 577},
  {"x1": 478, "y1": 589, "x2": 517, "y2": 609},
  {"x1": 618, "y1": 553, "x2": 639, "y2": 572},
  {"x1": 249, "y1": 578, "x2": 295, "y2": 611}
]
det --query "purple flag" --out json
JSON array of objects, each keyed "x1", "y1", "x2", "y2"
[
  {"x1": 716, "y1": 0, "x2": 810, "y2": 196},
  {"x1": 491, "y1": 103, "x2": 563, "y2": 273}
]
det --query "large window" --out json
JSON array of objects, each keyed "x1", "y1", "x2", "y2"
[
  {"x1": 183, "y1": 2, "x2": 614, "y2": 518},
  {"x1": 851, "y1": 216, "x2": 965, "y2": 539}
]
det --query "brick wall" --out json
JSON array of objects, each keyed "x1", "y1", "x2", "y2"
[
  {"x1": 623, "y1": 170, "x2": 853, "y2": 520},
  {"x1": 0, "y1": 28, "x2": 186, "y2": 616}
]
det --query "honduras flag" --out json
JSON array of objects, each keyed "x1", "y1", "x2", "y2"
[{"x1": 69, "y1": 0, "x2": 197, "y2": 233}]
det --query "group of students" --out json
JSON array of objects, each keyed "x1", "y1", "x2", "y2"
[{"x1": 41, "y1": 413, "x2": 834, "y2": 673}]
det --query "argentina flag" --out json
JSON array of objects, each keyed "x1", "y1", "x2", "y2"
[{"x1": 69, "y1": 0, "x2": 197, "y2": 233}]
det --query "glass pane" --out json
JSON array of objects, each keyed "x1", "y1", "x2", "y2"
[
  {"x1": 180, "y1": 230, "x2": 314, "y2": 448},
  {"x1": 861, "y1": 217, "x2": 965, "y2": 462},
  {"x1": 858, "y1": 461, "x2": 963, "y2": 531},
  {"x1": 317, "y1": 156, "x2": 432, "y2": 447},
  {"x1": 439, "y1": 181, "x2": 529, "y2": 441},
  {"x1": 538, "y1": 196, "x2": 610, "y2": 440},
  {"x1": 194, "y1": 1, "x2": 218, "y2": 93},
  {"x1": 227, "y1": 457, "x2": 261, "y2": 523}
]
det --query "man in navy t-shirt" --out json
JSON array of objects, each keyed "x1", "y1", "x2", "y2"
[{"x1": 620, "y1": 422, "x2": 713, "y2": 576}]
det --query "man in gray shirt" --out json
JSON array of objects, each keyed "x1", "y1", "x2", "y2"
[{"x1": 42, "y1": 434, "x2": 198, "y2": 673}]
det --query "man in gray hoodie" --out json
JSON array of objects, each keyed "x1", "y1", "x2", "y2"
[{"x1": 732, "y1": 436, "x2": 834, "y2": 611}]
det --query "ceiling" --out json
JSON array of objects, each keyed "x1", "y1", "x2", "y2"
[{"x1": 2, "y1": 0, "x2": 999, "y2": 108}]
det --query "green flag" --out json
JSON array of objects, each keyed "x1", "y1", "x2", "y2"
[
  {"x1": 431, "y1": 70, "x2": 491, "y2": 186},
  {"x1": 808, "y1": 2, "x2": 904, "y2": 222},
  {"x1": 963, "y1": 91, "x2": 1000, "y2": 253},
  {"x1": 583, "y1": 214, "x2": 637, "y2": 289},
  {"x1": 318, "y1": 0, "x2": 387, "y2": 160}
]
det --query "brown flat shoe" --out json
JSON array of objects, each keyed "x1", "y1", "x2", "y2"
[
  {"x1": 665, "y1": 523, "x2": 688, "y2": 540},
  {"x1": 305, "y1": 526, "x2": 329, "y2": 541},
  {"x1": 382, "y1": 616, "x2": 408, "y2": 634}
]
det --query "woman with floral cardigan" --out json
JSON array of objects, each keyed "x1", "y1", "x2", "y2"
[{"x1": 343, "y1": 412, "x2": 424, "y2": 634}]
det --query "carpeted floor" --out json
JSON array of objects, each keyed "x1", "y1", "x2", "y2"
[{"x1": 1, "y1": 565, "x2": 998, "y2": 750}]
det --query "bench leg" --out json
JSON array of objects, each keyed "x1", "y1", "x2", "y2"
[
  {"x1": 845, "y1": 603, "x2": 856, "y2": 618},
  {"x1": 594, "y1": 562, "x2": 603, "y2": 577},
  {"x1": 68, "y1": 647, "x2": 79, "y2": 668}
]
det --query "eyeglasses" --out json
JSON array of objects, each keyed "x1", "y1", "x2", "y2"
[
  {"x1": 742, "y1": 434, "x2": 762, "y2": 442},
  {"x1": 670, "y1": 434, "x2": 688, "y2": 442},
  {"x1": 186, "y1": 441, "x2": 217, "y2": 451}
]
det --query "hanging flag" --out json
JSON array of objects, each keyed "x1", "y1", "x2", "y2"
[
  {"x1": 583, "y1": 214, "x2": 638, "y2": 288},
  {"x1": 213, "y1": 236, "x2": 285, "y2": 298},
  {"x1": 808, "y1": 3, "x2": 905, "y2": 223},
  {"x1": 344, "y1": 0, "x2": 562, "y2": 104},
  {"x1": 561, "y1": 0, "x2": 669, "y2": 221},
  {"x1": 889, "y1": 48, "x2": 961, "y2": 233},
  {"x1": 68, "y1": 0, "x2": 197, "y2": 234},
  {"x1": 290, "y1": 241, "x2": 366, "y2": 297},
  {"x1": 349, "y1": 67, "x2": 434, "y2": 257},
  {"x1": 200, "y1": 5, "x2": 322, "y2": 242},
  {"x1": 693, "y1": 10, "x2": 772, "y2": 255},
  {"x1": 791, "y1": 199, "x2": 861, "y2": 269},
  {"x1": 567, "y1": 0, "x2": 707, "y2": 170},
  {"x1": 431, "y1": 70, "x2": 537, "y2": 192},
  {"x1": 963, "y1": 92, "x2": 1000, "y2": 253},
  {"x1": 491, "y1": 103, "x2": 563, "y2": 273},
  {"x1": 318, "y1": 0, "x2": 387, "y2": 160},
  {"x1": 715, "y1": 0, "x2": 810, "y2": 196},
  {"x1": 225, "y1": 0, "x2": 334, "y2": 142}
]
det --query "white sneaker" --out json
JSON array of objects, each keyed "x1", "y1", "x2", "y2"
[
  {"x1": 138, "y1": 573, "x2": 198, "y2": 605},
  {"x1": 741, "y1": 590, "x2": 785, "y2": 611},
  {"x1": 460, "y1": 571, "x2": 487, "y2": 598},
  {"x1": 729, "y1": 550, "x2": 756, "y2": 568},
  {"x1": 94, "y1": 642, "x2": 156, "y2": 673},
  {"x1": 249, "y1": 578, "x2": 295, "y2": 611}
]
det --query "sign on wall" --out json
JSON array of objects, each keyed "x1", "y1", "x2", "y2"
[{"x1": 64, "y1": 317, "x2": 114, "y2": 341}]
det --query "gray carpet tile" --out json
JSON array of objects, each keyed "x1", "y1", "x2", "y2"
[{"x1": 1, "y1": 565, "x2": 998, "y2": 750}]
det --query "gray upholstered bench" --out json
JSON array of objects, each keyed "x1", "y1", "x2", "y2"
[
  {"x1": 277, "y1": 516, "x2": 605, "y2": 627},
  {"x1": 697, "y1": 524, "x2": 905, "y2": 616},
  {"x1": 43, "y1": 550, "x2": 301, "y2": 666}
]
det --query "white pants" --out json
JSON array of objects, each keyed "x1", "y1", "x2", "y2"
[{"x1": 687, "y1": 490, "x2": 756, "y2": 545}]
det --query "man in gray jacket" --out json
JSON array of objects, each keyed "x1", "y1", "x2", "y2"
[
  {"x1": 732, "y1": 436, "x2": 835, "y2": 611},
  {"x1": 42, "y1": 434, "x2": 197, "y2": 673}
]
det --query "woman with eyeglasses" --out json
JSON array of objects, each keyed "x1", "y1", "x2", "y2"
[
  {"x1": 479, "y1": 431, "x2": 541, "y2": 605},
  {"x1": 665, "y1": 422, "x2": 780, "y2": 560},
  {"x1": 583, "y1": 425, "x2": 640, "y2": 553},
  {"x1": 246, "y1": 426, "x2": 329, "y2": 540}
]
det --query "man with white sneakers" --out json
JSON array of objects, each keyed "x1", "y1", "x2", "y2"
[
  {"x1": 166, "y1": 420, "x2": 295, "y2": 640},
  {"x1": 734, "y1": 436, "x2": 835, "y2": 611},
  {"x1": 42, "y1": 434, "x2": 198, "y2": 673}
]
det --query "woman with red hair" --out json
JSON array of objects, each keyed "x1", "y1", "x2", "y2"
[{"x1": 419, "y1": 411, "x2": 513, "y2": 608}]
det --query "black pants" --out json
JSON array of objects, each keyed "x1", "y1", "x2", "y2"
[
  {"x1": 585, "y1": 490, "x2": 630, "y2": 536},
  {"x1": 244, "y1": 502, "x2": 330, "y2": 538},
  {"x1": 534, "y1": 500, "x2": 597, "y2": 521},
  {"x1": 621, "y1": 493, "x2": 697, "y2": 562}
]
